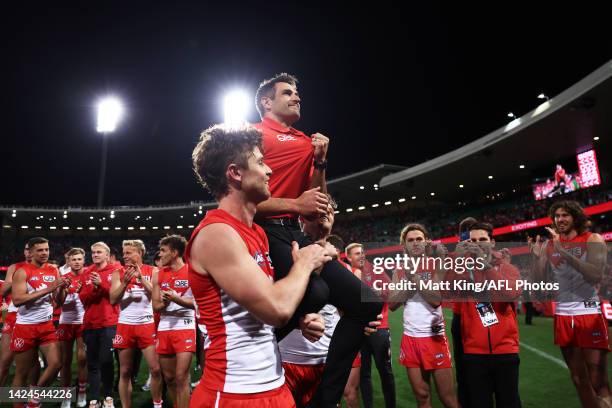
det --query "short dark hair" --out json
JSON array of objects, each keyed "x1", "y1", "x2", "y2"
[
  {"x1": 549, "y1": 200, "x2": 589, "y2": 234},
  {"x1": 27, "y1": 237, "x2": 48, "y2": 249},
  {"x1": 255, "y1": 73, "x2": 298, "y2": 118},
  {"x1": 469, "y1": 222, "x2": 494, "y2": 239},
  {"x1": 400, "y1": 223, "x2": 429, "y2": 245},
  {"x1": 326, "y1": 234, "x2": 345, "y2": 253},
  {"x1": 159, "y1": 234, "x2": 188, "y2": 257},
  {"x1": 192, "y1": 124, "x2": 263, "y2": 200}
]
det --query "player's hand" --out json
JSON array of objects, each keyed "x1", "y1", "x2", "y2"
[
  {"x1": 299, "y1": 313, "x2": 325, "y2": 342},
  {"x1": 545, "y1": 227, "x2": 565, "y2": 253},
  {"x1": 161, "y1": 289, "x2": 179, "y2": 303},
  {"x1": 528, "y1": 234, "x2": 546, "y2": 259},
  {"x1": 291, "y1": 241, "x2": 333, "y2": 274},
  {"x1": 296, "y1": 187, "x2": 328, "y2": 220},
  {"x1": 311, "y1": 132, "x2": 329, "y2": 162},
  {"x1": 365, "y1": 314, "x2": 383, "y2": 336},
  {"x1": 123, "y1": 268, "x2": 136, "y2": 285},
  {"x1": 60, "y1": 276, "x2": 72, "y2": 289},
  {"x1": 90, "y1": 272, "x2": 101, "y2": 287},
  {"x1": 455, "y1": 240, "x2": 470, "y2": 256}
]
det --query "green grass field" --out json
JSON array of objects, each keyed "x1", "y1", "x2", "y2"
[{"x1": 3, "y1": 309, "x2": 611, "y2": 407}]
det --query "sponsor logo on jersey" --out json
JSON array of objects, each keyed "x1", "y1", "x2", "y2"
[
  {"x1": 276, "y1": 134, "x2": 298, "y2": 142},
  {"x1": 175, "y1": 280, "x2": 189, "y2": 288}
]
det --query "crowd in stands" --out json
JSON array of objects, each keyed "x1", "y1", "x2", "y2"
[{"x1": 1, "y1": 186, "x2": 610, "y2": 270}]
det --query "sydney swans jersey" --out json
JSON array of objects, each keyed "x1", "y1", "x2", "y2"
[
  {"x1": 158, "y1": 264, "x2": 195, "y2": 331},
  {"x1": 548, "y1": 232, "x2": 600, "y2": 316},
  {"x1": 16, "y1": 264, "x2": 58, "y2": 324},
  {"x1": 118, "y1": 265, "x2": 155, "y2": 324},
  {"x1": 187, "y1": 209, "x2": 284, "y2": 393}
]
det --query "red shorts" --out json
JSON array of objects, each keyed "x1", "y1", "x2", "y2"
[
  {"x1": 10, "y1": 321, "x2": 58, "y2": 352},
  {"x1": 282, "y1": 362, "x2": 324, "y2": 407},
  {"x1": 399, "y1": 334, "x2": 453, "y2": 370},
  {"x1": 156, "y1": 329, "x2": 196, "y2": 355},
  {"x1": 113, "y1": 322, "x2": 156, "y2": 349},
  {"x1": 554, "y1": 314, "x2": 611, "y2": 350},
  {"x1": 57, "y1": 323, "x2": 84, "y2": 341},
  {"x1": 1, "y1": 312, "x2": 17, "y2": 335},
  {"x1": 352, "y1": 352, "x2": 361, "y2": 368},
  {"x1": 190, "y1": 383, "x2": 295, "y2": 408}
]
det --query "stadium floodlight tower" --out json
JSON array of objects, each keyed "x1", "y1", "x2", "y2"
[
  {"x1": 96, "y1": 96, "x2": 124, "y2": 207},
  {"x1": 223, "y1": 90, "x2": 250, "y2": 128}
]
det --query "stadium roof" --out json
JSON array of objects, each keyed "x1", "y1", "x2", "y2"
[{"x1": 378, "y1": 59, "x2": 612, "y2": 203}]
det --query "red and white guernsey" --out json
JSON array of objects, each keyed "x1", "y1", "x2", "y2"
[
  {"x1": 547, "y1": 231, "x2": 600, "y2": 316},
  {"x1": 187, "y1": 209, "x2": 284, "y2": 393},
  {"x1": 400, "y1": 268, "x2": 445, "y2": 337},
  {"x1": 7, "y1": 261, "x2": 30, "y2": 314},
  {"x1": 59, "y1": 269, "x2": 85, "y2": 325},
  {"x1": 158, "y1": 264, "x2": 195, "y2": 331},
  {"x1": 16, "y1": 263, "x2": 58, "y2": 324},
  {"x1": 118, "y1": 265, "x2": 154, "y2": 325},
  {"x1": 279, "y1": 304, "x2": 340, "y2": 365}
]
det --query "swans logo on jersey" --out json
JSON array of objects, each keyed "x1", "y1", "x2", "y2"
[
  {"x1": 13, "y1": 338, "x2": 25, "y2": 349},
  {"x1": 276, "y1": 134, "x2": 298, "y2": 142},
  {"x1": 175, "y1": 280, "x2": 188, "y2": 288},
  {"x1": 43, "y1": 276, "x2": 56, "y2": 282},
  {"x1": 254, "y1": 252, "x2": 265, "y2": 266},
  {"x1": 435, "y1": 353, "x2": 444, "y2": 359}
]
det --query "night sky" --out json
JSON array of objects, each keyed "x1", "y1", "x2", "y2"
[{"x1": 2, "y1": 3, "x2": 611, "y2": 207}]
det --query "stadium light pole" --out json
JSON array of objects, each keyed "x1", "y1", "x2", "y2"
[
  {"x1": 96, "y1": 97, "x2": 123, "y2": 207},
  {"x1": 223, "y1": 90, "x2": 250, "y2": 128}
]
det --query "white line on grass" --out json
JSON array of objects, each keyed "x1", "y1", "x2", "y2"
[{"x1": 520, "y1": 341, "x2": 568, "y2": 369}]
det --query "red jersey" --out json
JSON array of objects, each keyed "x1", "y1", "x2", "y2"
[
  {"x1": 455, "y1": 254, "x2": 522, "y2": 354},
  {"x1": 253, "y1": 117, "x2": 314, "y2": 219},
  {"x1": 79, "y1": 263, "x2": 120, "y2": 330}
]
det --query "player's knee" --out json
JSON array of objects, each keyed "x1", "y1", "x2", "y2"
[
  {"x1": 175, "y1": 371, "x2": 189, "y2": 386},
  {"x1": 150, "y1": 365, "x2": 162, "y2": 378},
  {"x1": 119, "y1": 365, "x2": 133, "y2": 378}
]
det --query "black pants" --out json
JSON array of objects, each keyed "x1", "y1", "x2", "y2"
[
  {"x1": 463, "y1": 353, "x2": 520, "y2": 408},
  {"x1": 524, "y1": 302, "x2": 535, "y2": 325},
  {"x1": 83, "y1": 326, "x2": 116, "y2": 401},
  {"x1": 263, "y1": 222, "x2": 382, "y2": 407},
  {"x1": 451, "y1": 313, "x2": 468, "y2": 408},
  {"x1": 360, "y1": 328, "x2": 396, "y2": 408}
]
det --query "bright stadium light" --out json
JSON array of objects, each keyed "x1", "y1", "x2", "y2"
[
  {"x1": 96, "y1": 96, "x2": 124, "y2": 207},
  {"x1": 223, "y1": 90, "x2": 250, "y2": 127},
  {"x1": 537, "y1": 93, "x2": 549, "y2": 100},
  {"x1": 97, "y1": 97, "x2": 124, "y2": 133}
]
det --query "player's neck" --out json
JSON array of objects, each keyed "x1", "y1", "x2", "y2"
[
  {"x1": 32, "y1": 260, "x2": 45, "y2": 268},
  {"x1": 218, "y1": 193, "x2": 257, "y2": 227},
  {"x1": 95, "y1": 260, "x2": 108, "y2": 269},
  {"x1": 170, "y1": 258, "x2": 184, "y2": 271},
  {"x1": 265, "y1": 112, "x2": 295, "y2": 129},
  {"x1": 560, "y1": 229, "x2": 578, "y2": 241}
]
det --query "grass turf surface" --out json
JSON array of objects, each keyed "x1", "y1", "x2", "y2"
[{"x1": 3, "y1": 309, "x2": 610, "y2": 407}]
